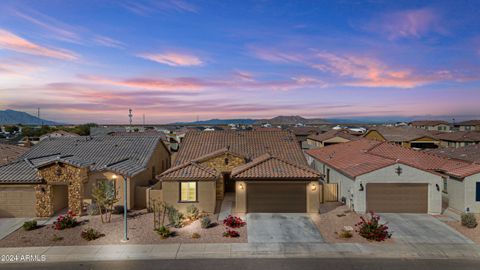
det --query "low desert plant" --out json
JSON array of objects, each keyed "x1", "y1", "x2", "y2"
[
  {"x1": 54, "y1": 210, "x2": 78, "y2": 230},
  {"x1": 51, "y1": 234, "x2": 63, "y2": 242},
  {"x1": 223, "y1": 215, "x2": 246, "y2": 228},
  {"x1": 192, "y1": 232, "x2": 201, "y2": 239},
  {"x1": 223, "y1": 229, "x2": 240, "y2": 238},
  {"x1": 200, "y1": 216, "x2": 212, "y2": 229},
  {"x1": 185, "y1": 205, "x2": 200, "y2": 221},
  {"x1": 355, "y1": 211, "x2": 392, "y2": 242},
  {"x1": 337, "y1": 229, "x2": 353, "y2": 239},
  {"x1": 165, "y1": 205, "x2": 184, "y2": 228},
  {"x1": 112, "y1": 205, "x2": 125, "y2": 215},
  {"x1": 81, "y1": 228, "x2": 105, "y2": 241},
  {"x1": 155, "y1": 225, "x2": 173, "y2": 239},
  {"x1": 87, "y1": 203, "x2": 101, "y2": 216},
  {"x1": 22, "y1": 220, "x2": 37, "y2": 231},
  {"x1": 461, "y1": 213, "x2": 478, "y2": 229}
]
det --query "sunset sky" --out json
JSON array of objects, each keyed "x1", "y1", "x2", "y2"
[{"x1": 0, "y1": 0, "x2": 479, "y2": 124}]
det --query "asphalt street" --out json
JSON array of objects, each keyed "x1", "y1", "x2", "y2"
[{"x1": 2, "y1": 258, "x2": 479, "y2": 270}]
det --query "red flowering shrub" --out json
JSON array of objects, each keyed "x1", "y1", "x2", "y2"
[
  {"x1": 223, "y1": 215, "x2": 246, "y2": 228},
  {"x1": 54, "y1": 210, "x2": 78, "y2": 230},
  {"x1": 223, "y1": 229, "x2": 240, "y2": 238},
  {"x1": 355, "y1": 211, "x2": 392, "y2": 242}
]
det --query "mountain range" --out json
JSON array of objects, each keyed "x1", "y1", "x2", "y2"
[{"x1": 0, "y1": 110, "x2": 60, "y2": 125}]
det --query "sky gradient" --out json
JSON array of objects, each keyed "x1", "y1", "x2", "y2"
[{"x1": 0, "y1": 0, "x2": 479, "y2": 124}]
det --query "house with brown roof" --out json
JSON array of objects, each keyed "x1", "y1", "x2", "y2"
[
  {"x1": 155, "y1": 131, "x2": 322, "y2": 214},
  {"x1": 409, "y1": 120, "x2": 451, "y2": 132},
  {"x1": 435, "y1": 131, "x2": 480, "y2": 148},
  {"x1": 426, "y1": 144, "x2": 480, "y2": 164},
  {"x1": 306, "y1": 139, "x2": 480, "y2": 214},
  {"x1": 0, "y1": 143, "x2": 28, "y2": 166},
  {"x1": 364, "y1": 126, "x2": 441, "y2": 149},
  {"x1": 455, "y1": 120, "x2": 480, "y2": 131},
  {"x1": 306, "y1": 129, "x2": 360, "y2": 149}
]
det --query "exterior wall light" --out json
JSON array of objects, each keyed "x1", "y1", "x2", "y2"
[
  {"x1": 311, "y1": 183, "x2": 317, "y2": 191},
  {"x1": 436, "y1": 184, "x2": 440, "y2": 192},
  {"x1": 112, "y1": 174, "x2": 118, "y2": 180},
  {"x1": 239, "y1": 183, "x2": 244, "y2": 190},
  {"x1": 359, "y1": 183, "x2": 364, "y2": 191}
]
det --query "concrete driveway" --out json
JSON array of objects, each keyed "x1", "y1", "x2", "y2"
[
  {"x1": 246, "y1": 213, "x2": 324, "y2": 243},
  {"x1": 379, "y1": 213, "x2": 473, "y2": 244},
  {"x1": 0, "y1": 218, "x2": 28, "y2": 240}
]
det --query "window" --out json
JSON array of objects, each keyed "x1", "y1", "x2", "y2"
[
  {"x1": 326, "y1": 168, "x2": 330, "y2": 183},
  {"x1": 476, "y1": 182, "x2": 480, "y2": 202},
  {"x1": 180, "y1": 182, "x2": 197, "y2": 202},
  {"x1": 443, "y1": 178, "x2": 448, "y2": 194}
]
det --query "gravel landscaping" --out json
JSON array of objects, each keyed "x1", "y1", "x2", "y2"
[
  {"x1": 445, "y1": 217, "x2": 480, "y2": 244},
  {"x1": 0, "y1": 210, "x2": 247, "y2": 247},
  {"x1": 311, "y1": 202, "x2": 394, "y2": 244}
]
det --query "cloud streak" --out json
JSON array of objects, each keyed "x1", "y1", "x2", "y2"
[{"x1": 138, "y1": 52, "x2": 203, "y2": 66}]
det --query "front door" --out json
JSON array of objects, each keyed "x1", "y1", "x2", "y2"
[{"x1": 224, "y1": 173, "x2": 235, "y2": 193}]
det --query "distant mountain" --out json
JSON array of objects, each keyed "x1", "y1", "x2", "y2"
[
  {"x1": 255, "y1": 115, "x2": 330, "y2": 125},
  {"x1": 173, "y1": 118, "x2": 256, "y2": 125},
  {"x1": 0, "y1": 109, "x2": 61, "y2": 125}
]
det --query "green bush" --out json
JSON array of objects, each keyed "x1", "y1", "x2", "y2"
[
  {"x1": 200, "y1": 216, "x2": 212, "y2": 229},
  {"x1": 186, "y1": 205, "x2": 200, "y2": 221},
  {"x1": 156, "y1": 225, "x2": 173, "y2": 239},
  {"x1": 461, "y1": 213, "x2": 478, "y2": 228},
  {"x1": 166, "y1": 205, "x2": 184, "y2": 228},
  {"x1": 81, "y1": 228, "x2": 105, "y2": 241},
  {"x1": 22, "y1": 220, "x2": 37, "y2": 231},
  {"x1": 355, "y1": 212, "x2": 392, "y2": 242}
]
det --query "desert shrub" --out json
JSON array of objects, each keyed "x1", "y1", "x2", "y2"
[
  {"x1": 355, "y1": 211, "x2": 392, "y2": 242},
  {"x1": 54, "y1": 210, "x2": 78, "y2": 230},
  {"x1": 165, "y1": 205, "x2": 184, "y2": 228},
  {"x1": 201, "y1": 216, "x2": 212, "y2": 229},
  {"x1": 185, "y1": 205, "x2": 200, "y2": 221},
  {"x1": 92, "y1": 180, "x2": 118, "y2": 223},
  {"x1": 192, "y1": 232, "x2": 201, "y2": 239},
  {"x1": 461, "y1": 213, "x2": 478, "y2": 229},
  {"x1": 22, "y1": 220, "x2": 37, "y2": 231},
  {"x1": 338, "y1": 230, "x2": 353, "y2": 239},
  {"x1": 87, "y1": 203, "x2": 101, "y2": 216},
  {"x1": 155, "y1": 225, "x2": 173, "y2": 239},
  {"x1": 223, "y1": 229, "x2": 240, "y2": 238},
  {"x1": 81, "y1": 228, "x2": 105, "y2": 241},
  {"x1": 223, "y1": 215, "x2": 246, "y2": 228},
  {"x1": 51, "y1": 234, "x2": 63, "y2": 242},
  {"x1": 112, "y1": 205, "x2": 125, "y2": 215}
]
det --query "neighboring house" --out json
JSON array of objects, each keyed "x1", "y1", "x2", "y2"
[
  {"x1": 364, "y1": 126, "x2": 441, "y2": 149},
  {"x1": 426, "y1": 144, "x2": 480, "y2": 163},
  {"x1": 0, "y1": 143, "x2": 28, "y2": 165},
  {"x1": 435, "y1": 131, "x2": 480, "y2": 148},
  {"x1": 306, "y1": 129, "x2": 360, "y2": 149},
  {"x1": 39, "y1": 130, "x2": 80, "y2": 141},
  {"x1": 455, "y1": 120, "x2": 480, "y2": 131},
  {"x1": 289, "y1": 126, "x2": 330, "y2": 149},
  {"x1": 306, "y1": 139, "x2": 480, "y2": 215},
  {"x1": 0, "y1": 136, "x2": 170, "y2": 218},
  {"x1": 409, "y1": 120, "x2": 451, "y2": 132},
  {"x1": 155, "y1": 131, "x2": 322, "y2": 214}
]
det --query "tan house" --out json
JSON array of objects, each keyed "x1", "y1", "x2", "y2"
[
  {"x1": 435, "y1": 131, "x2": 480, "y2": 148},
  {"x1": 306, "y1": 129, "x2": 360, "y2": 149},
  {"x1": 455, "y1": 120, "x2": 480, "y2": 131},
  {"x1": 0, "y1": 136, "x2": 170, "y2": 218},
  {"x1": 0, "y1": 143, "x2": 28, "y2": 166},
  {"x1": 409, "y1": 120, "x2": 450, "y2": 132},
  {"x1": 364, "y1": 126, "x2": 440, "y2": 149},
  {"x1": 155, "y1": 131, "x2": 322, "y2": 214},
  {"x1": 306, "y1": 139, "x2": 480, "y2": 214}
]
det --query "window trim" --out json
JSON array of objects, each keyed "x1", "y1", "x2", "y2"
[
  {"x1": 178, "y1": 181, "x2": 198, "y2": 203},
  {"x1": 476, "y1": 182, "x2": 480, "y2": 202}
]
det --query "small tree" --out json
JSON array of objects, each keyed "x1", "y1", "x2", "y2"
[
  {"x1": 92, "y1": 180, "x2": 118, "y2": 223},
  {"x1": 152, "y1": 200, "x2": 167, "y2": 230}
]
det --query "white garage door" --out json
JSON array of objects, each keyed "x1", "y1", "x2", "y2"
[{"x1": 0, "y1": 186, "x2": 36, "y2": 217}]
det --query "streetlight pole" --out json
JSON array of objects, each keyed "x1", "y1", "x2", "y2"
[{"x1": 121, "y1": 175, "x2": 128, "y2": 242}]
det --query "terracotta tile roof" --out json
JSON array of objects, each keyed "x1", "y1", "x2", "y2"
[
  {"x1": 410, "y1": 120, "x2": 449, "y2": 126},
  {"x1": 306, "y1": 139, "x2": 480, "y2": 179},
  {"x1": 174, "y1": 131, "x2": 306, "y2": 166},
  {"x1": 457, "y1": 120, "x2": 480, "y2": 126},
  {"x1": 231, "y1": 153, "x2": 321, "y2": 180},
  {"x1": 0, "y1": 143, "x2": 29, "y2": 165},
  {"x1": 290, "y1": 126, "x2": 330, "y2": 136},
  {"x1": 158, "y1": 162, "x2": 219, "y2": 181},
  {"x1": 425, "y1": 144, "x2": 480, "y2": 163},
  {"x1": 307, "y1": 129, "x2": 360, "y2": 142},
  {"x1": 435, "y1": 131, "x2": 480, "y2": 142},
  {"x1": 192, "y1": 147, "x2": 245, "y2": 163},
  {"x1": 365, "y1": 126, "x2": 439, "y2": 142}
]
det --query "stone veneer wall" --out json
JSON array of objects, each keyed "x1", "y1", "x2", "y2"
[{"x1": 35, "y1": 163, "x2": 88, "y2": 217}]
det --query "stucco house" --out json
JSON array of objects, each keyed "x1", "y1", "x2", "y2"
[
  {"x1": 455, "y1": 120, "x2": 480, "y2": 131},
  {"x1": 435, "y1": 131, "x2": 480, "y2": 148},
  {"x1": 306, "y1": 139, "x2": 480, "y2": 215},
  {"x1": 306, "y1": 129, "x2": 360, "y2": 149},
  {"x1": 409, "y1": 120, "x2": 451, "y2": 132},
  {"x1": 364, "y1": 126, "x2": 440, "y2": 149},
  {"x1": 155, "y1": 131, "x2": 322, "y2": 214},
  {"x1": 0, "y1": 136, "x2": 170, "y2": 218}
]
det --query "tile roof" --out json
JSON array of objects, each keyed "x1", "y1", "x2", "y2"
[
  {"x1": 231, "y1": 153, "x2": 321, "y2": 180},
  {"x1": 109, "y1": 131, "x2": 168, "y2": 141},
  {"x1": 0, "y1": 143, "x2": 28, "y2": 166},
  {"x1": 0, "y1": 136, "x2": 164, "y2": 184},
  {"x1": 174, "y1": 131, "x2": 307, "y2": 166},
  {"x1": 365, "y1": 126, "x2": 439, "y2": 142},
  {"x1": 456, "y1": 120, "x2": 480, "y2": 126},
  {"x1": 289, "y1": 126, "x2": 330, "y2": 136},
  {"x1": 306, "y1": 139, "x2": 480, "y2": 179},
  {"x1": 425, "y1": 144, "x2": 480, "y2": 163},
  {"x1": 307, "y1": 129, "x2": 360, "y2": 142},
  {"x1": 410, "y1": 120, "x2": 449, "y2": 126},
  {"x1": 0, "y1": 160, "x2": 40, "y2": 184},
  {"x1": 435, "y1": 131, "x2": 480, "y2": 142},
  {"x1": 158, "y1": 162, "x2": 219, "y2": 181}
]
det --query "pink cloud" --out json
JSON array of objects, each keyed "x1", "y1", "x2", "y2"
[
  {"x1": 79, "y1": 75, "x2": 207, "y2": 91},
  {"x1": 0, "y1": 58, "x2": 42, "y2": 76},
  {"x1": 0, "y1": 29, "x2": 78, "y2": 60},
  {"x1": 138, "y1": 52, "x2": 203, "y2": 66},
  {"x1": 93, "y1": 35, "x2": 125, "y2": 49}
]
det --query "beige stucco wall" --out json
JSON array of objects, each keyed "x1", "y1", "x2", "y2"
[
  {"x1": 307, "y1": 137, "x2": 351, "y2": 148},
  {"x1": 162, "y1": 180, "x2": 217, "y2": 213},
  {"x1": 355, "y1": 164, "x2": 443, "y2": 214},
  {"x1": 464, "y1": 174, "x2": 480, "y2": 213},
  {"x1": 447, "y1": 177, "x2": 465, "y2": 212},
  {"x1": 235, "y1": 181, "x2": 246, "y2": 212},
  {"x1": 306, "y1": 181, "x2": 321, "y2": 213}
]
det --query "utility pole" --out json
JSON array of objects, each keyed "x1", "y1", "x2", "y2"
[
  {"x1": 128, "y1": 108, "x2": 133, "y2": 132},
  {"x1": 143, "y1": 113, "x2": 145, "y2": 126}
]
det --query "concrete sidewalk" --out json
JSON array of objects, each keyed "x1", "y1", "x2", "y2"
[{"x1": 1, "y1": 242, "x2": 480, "y2": 263}]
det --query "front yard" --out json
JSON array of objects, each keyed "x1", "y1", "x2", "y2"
[
  {"x1": 445, "y1": 214, "x2": 480, "y2": 244},
  {"x1": 0, "y1": 210, "x2": 247, "y2": 247}
]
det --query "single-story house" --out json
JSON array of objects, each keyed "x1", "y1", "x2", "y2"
[
  {"x1": 0, "y1": 143, "x2": 28, "y2": 166},
  {"x1": 306, "y1": 139, "x2": 480, "y2": 215},
  {"x1": 39, "y1": 130, "x2": 80, "y2": 141},
  {"x1": 289, "y1": 126, "x2": 330, "y2": 149},
  {"x1": 0, "y1": 136, "x2": 170, "y2": 218},
  {"x1": 409, "y1": 120, "x2": 451, "y2": 132},
  {"x1": 306, "y1": 129, "x2": 360, "y2": 149},
  {"x1": 364, "y1": 126, "x2": 441, "y2": 149},
  {"x1": 435, "y1": 131, "x2": 480, "y2": 148},
  {"x1": 155, "y1": 131, "x2": 322, "y2": 214},
  {"x1": 426, "y1": 144, "x2": 480, "y2": 164},
  {"x1": 455, "y1": 120, "x2": 480, "y2": 131}
]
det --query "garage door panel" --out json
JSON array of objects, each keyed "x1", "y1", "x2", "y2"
[
  {"x1": 0, "y1": 187, "x2": 36, "y2": 217},
  {"x1": 247, "y1": 183, "x2": 306, "y2": 213},
  {"x1": 366, "y1": 183, "x2": 428, "y2": 213}
]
